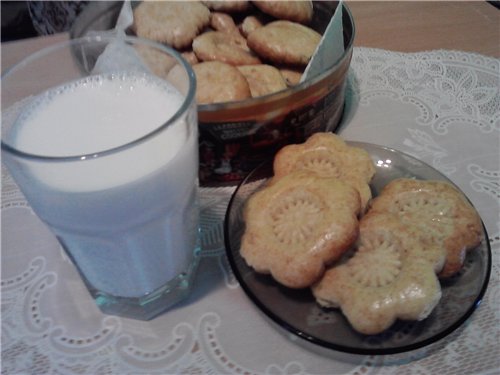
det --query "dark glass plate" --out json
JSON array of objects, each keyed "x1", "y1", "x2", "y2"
[{"x1": 224, "y1": 141, "x2": 491, "y2": 355}]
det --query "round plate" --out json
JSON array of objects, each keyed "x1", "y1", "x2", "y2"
[{"x1": 224, "y1": 141, "x2": 491, "y2": 355}]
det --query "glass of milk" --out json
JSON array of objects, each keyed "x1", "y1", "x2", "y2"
[{"x1": 1, "y1": 35, "x2": 200, "y2": 320}]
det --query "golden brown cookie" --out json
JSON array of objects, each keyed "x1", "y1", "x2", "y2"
[
  {"x1": 312, "y1": 211, "x2": 445, "y2": 335},
  {"x1": 165, "y1": 64, "x2": 191, "y2": 94},
  {"x1": 252, "y1": 0, "x2": 313, "y2": 24},
  {"x1": 134, "y1": 44, "x2": 177, "y2": 79},
  {"x1": 247, "y1": 20, "x2": 321, "y2": 66},
  {"x1": 368, "y1": 178, "x2": 483, "y2": 278},
  {"x1": 240, "y1": 15, "x2": 264, "y2": 37},
  {"x1": 133, "y1": 1, "x2": 210, "y2": 50},
  {"x1": 237, "y1": 64, "x2": 287, "y2": 97},
  {"x1": 193, "y1": 31, "x2": 261, "y2": 66},
  {"x1": 210, "y1": 12, "x2": 242, "y2": 35},
  {"x1": 203, "y1": 0, "x2": 249, "y2": 13},
  {"x1": 193, "y1": 61, "x2": 251, "y2": 104},
  {"x1": 279, "y1": 67, "x2": 303, "y2": 86},
  {"x1": 272, "y1": 132, "x2": 376, "y2": 212},
  {"x1": 241, "y1": 171, "x2": 361, "y2": 289},
  {"x1": 181, "y1": 51, "x2": 200, "y2": 66}
]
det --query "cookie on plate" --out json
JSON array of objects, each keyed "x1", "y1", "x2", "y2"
[
  {"x1": 272, "y1": 132, "x2": 376, "y2": 212},
  {"x1": 368, "y1": 178, "x2": 483, "y2": 278},
  {"x1": 133, "y1": 1, "x2": 210, "y2": 50},
  {"x1": 252, "y1": 0, "x2": 313, "y2": 24},
  {"x1": 247, "y1": 21, "x2": 321, "y2": 66},
  {"x1": 193, "y1": 31, "x2": 261, "y2": 66},
  {"x1": 312, "y1": 211, "x2": 445, "y2": 335},
  {"x1": 193, "y1": 61, "x2": 251, "y2": 104},
  {"x1": 237, "y1": 64, "x2": 287, "y2": 97},
  {"x1": 241, "y1": 171, "x2": 361, "y2": 289}
]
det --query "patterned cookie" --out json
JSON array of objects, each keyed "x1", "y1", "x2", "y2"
[
  {"x1": 237, "y1": 64, "x2": 287, "y2": 97},
  {"x1": 133, "y1": 1, "x2": 210, "y2": 50},
  {"x1": 193, "y1": 31, "x2": 261, "y2": 66},
  {"x1": 193, "y1": 61, "x2": 251, "y2": 104},
  {"x1": 252, "y1": 0, "x2": 313, "y2": 24},
  {"x1": 203, "y1": 0, "x2": 249, "y2": 13},
  {"x1": 312, "y1": 211, "x2": 445, "y2": 335},
  {"x1": 247, "y1": 20, "x2": 321, "y2": 66},
  {"x1": 241, "y1": 171, "x2": 361, "y2": 289},
  {"x1": 368, "y1": 178, "x2": 483, "y2": 278},
  {"x1": 272, "y1": 132, "x2": 376, "y2": 212}
]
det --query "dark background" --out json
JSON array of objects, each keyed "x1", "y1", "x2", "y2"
[
  {"x1": 3, "y1": 1, "x2": 500, "y2": 43},
  {"x1": 2, "y1": 1, "x2": 38, "y2": 42}
]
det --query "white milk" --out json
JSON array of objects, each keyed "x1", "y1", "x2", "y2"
[
  {"x1": 14, "y1": 72, "x2": 189, "y2": 191},
  {"x1": 10, "y1": 72, "x2": 200, "y2": 298}
]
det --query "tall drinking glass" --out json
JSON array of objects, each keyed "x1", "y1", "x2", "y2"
[{"x1": 1, "y1": 35, "x2": 200, "y2": 320}]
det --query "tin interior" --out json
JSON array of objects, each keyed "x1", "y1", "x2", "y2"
[{"x1": 198, "y1": 1, "x2": 355, "y2": 121}]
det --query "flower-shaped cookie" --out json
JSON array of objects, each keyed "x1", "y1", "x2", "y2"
[
  {"x1": 369, "y1": 179, "x2": 483, "y2": 278},
  {"x1": 272, "y1": 132, "x2": 376, "y2": 212},
  {"x1": 241, "y1": 171, "x2": 361, "y2": 289},
  {"x1": 312, "y1": 212, "x2": 445, "y2": 335}
]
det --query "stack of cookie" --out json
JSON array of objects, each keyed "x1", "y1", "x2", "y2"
[
  {"x1": 132, "y1": 1, "x2": 323, "y2": 104},
  {"x1": 240, "y1": 132, "x2": 483, "y2": 335}
]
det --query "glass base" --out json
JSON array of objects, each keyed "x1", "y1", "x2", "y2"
[{"x1": 83, "y1": 255, "x2": 200, "y2": 320}]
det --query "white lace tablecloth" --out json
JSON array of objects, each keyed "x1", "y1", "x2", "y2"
[{"x1": 2, "y1": 48, "x2": 499, "y2": 375}]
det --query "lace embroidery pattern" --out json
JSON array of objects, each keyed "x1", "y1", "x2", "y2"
[
  {"x1": 2, "y1": 48, "x2": 499, "y2": 374},
  {"x1": 344, "y1": 48, "x2": 499, "y2": 245}
]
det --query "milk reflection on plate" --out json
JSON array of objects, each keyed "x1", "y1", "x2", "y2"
[{"x1": 224, "y1": 141, "x2": 491, "y2": 355}]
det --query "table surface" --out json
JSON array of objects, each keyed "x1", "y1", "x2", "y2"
[
  {"x1": 347, "y1": 1, "x2": 500, "y2": 58},
  {"x1": 1, "y1": 2, "x2": 499, "y2": 375}
]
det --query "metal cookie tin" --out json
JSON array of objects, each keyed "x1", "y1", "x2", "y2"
[{"x1": 71, "y1": 1, "x2": 355, "y2": 186}]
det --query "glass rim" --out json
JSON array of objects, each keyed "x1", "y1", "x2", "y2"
[{"x1": 1, "y1": 34, "x2": 197, "y2": 163}]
